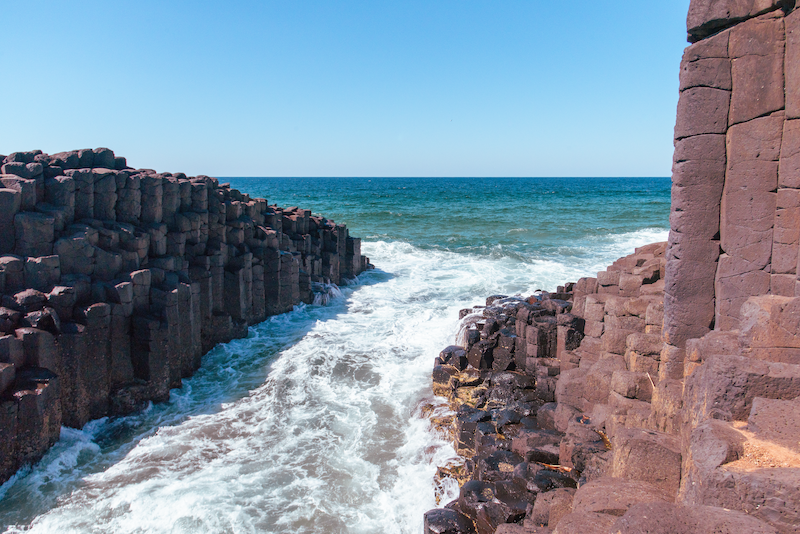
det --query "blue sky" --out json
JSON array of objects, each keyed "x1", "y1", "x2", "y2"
[{"x1": 2, "y1": 1, "x2": 691, "y2": 177}]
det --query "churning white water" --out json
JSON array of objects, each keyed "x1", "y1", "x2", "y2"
[{"x1": 0, "y1": 229, "x2": 667, "y2": 533}]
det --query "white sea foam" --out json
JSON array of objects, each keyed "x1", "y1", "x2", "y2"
[{"x1": 0, "y1": 233, "x2": 667, "y2": 533}]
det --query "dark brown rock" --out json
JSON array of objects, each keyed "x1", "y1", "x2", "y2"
[
  {"x1": 14, "y1": 212, "x2": 55, "y2": 257},
  {"x1": 0, "y1": 188, "x2": 21, "y2": 254},
  {"x1": 423, "y1": 508, "x2": 476, "y2": 534}
]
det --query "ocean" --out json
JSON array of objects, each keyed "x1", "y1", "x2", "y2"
[{"x1": 0, "y1": 177, "x2": 670, "y2": 533}]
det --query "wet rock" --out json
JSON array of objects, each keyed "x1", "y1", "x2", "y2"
[
  {"x1": 468, "y1": 340, "x2": 495, "y2": 370},
  {"x1": 423, "y1": 508, "x2": 476, "y2": 534},
  {"x1": 477, "y1": 450, "x2": 525, "y2": 482},
  {"x1": 439, "y1": 345, "x2": 468, "y2": 369}
]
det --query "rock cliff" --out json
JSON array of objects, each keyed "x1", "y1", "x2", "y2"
[
  {"x1": 424, "y1": 1, "x2": 800, "y2": 533},
  {"x1": 0, "y1": 147, "x2": 371, "y2": 484}
]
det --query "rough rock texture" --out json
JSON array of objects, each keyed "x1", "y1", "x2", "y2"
[
  {"x1": 425, "y1": 242, "x2": 787, "y2": 533},
  {"x1": 424, "y1": 3, "x2": 800, "y2": 533},
  {"x1": 423, "y1": 7, "x2": 800, "y2": 531},
  {"x1": 0, "y1": 148, "x2": 373, "y2": 484}
]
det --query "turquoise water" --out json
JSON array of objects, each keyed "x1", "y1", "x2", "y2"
[
  {"x1": 1, "y1": 177, "x2": 670, "y2": 534},
  {"x1": 229, "y1": 177, "x2": 671, "y2": 290},
  {"x1": 227, "y1": 177, "x2": 670, "y2": 256}
]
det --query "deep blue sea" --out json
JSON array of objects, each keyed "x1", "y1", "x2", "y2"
[{"x1": 0, "y1": 177, "x2": 670, "y2": 534}]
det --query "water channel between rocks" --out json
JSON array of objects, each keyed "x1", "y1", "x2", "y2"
[{"x1": 0, "y1": 177, "x2": 670, "y2": 533}]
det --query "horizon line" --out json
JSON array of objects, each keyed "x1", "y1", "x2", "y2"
[{"x1": 218, "y1": 175, "x2": 672, "y2": 179}]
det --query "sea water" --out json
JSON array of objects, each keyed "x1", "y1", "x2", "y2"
[{"x1": 0, "y1": 177, "x2": 670, "y2": 533}]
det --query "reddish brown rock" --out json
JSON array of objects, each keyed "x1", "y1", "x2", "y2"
[
  {"x1": 728, "y1": 12, "x2": 785, "y2": 126},
  {"x1": 611, "y1": 428, "x2": 682, "y2": 496},
  {"x1": 739, "y1": 295, "x2": 800, "y2": 364},
  {"x1": 528, "y1": 488, "x2": 575, "y2": 528},
  {"x1": 572, "y1": 477, "x2": 672, "y2": 518},
  {"x1": 747, "y1": 396, "x2": 800, "y2": 452},
  {"x1": 551, "y1": 511, "x2": 616, "y2": 534},
  {"x1": 779, "y1": 119, "x2": 800, "y2": 189},
  {"x1": 610, "y1": 502, "x2": 778, "y2": 534},
  {"x1": 787, "y1": 9, "x2": 800, "y2": 119},
  {"x1": 771, "y1": 189, "x2": 800, "y2": 283},
  {"x1": 716, "y1": 113, "x2": 783, "y2": 329},
  {"x1": 674, "y1": 87, "x2": 731, "y2": 139},
  {"x1": 686, "y1": 0, "x2": 783, "y2": 42},
  {"x1": 683, "y1": 353, "x2": 800, "y2": 428},
  {"x1": 679, "y1": 57, "x2": 732, "y2": 92}
]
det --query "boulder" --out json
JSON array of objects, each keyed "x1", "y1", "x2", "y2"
[{"x1": 423, "y1": 508, "x2": 476, "y2": 534}]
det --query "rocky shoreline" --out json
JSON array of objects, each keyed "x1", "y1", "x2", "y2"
[
  {"x1": 0, "y1": 148, "x2": 372, "y2": 485},
  {"x1": 424, "y1": 1, "x2": 800, "y2": 532},
  {"x1": 424, "y1": 242, "x2": 798, "y2": 534}
]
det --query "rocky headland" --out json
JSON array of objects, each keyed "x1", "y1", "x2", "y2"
[
  {"x1": 423, "y1": 1, "x2": 800, "y2": 533},
  {"x1": 0, "y1": 147, "x2": 371, "y2": 485}
]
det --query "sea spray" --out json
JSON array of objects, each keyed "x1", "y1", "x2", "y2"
[{"x1": 1, "y1": 231, "x2": 667, "y2": 533}]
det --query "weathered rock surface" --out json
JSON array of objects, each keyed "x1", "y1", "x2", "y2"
[{"x1": 425, "y1": 2, "x2": 800, "y2": 533}]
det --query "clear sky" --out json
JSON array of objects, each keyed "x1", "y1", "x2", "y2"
[{"x1": 2, "y1": 1, "x2": 691, "y2": 177}]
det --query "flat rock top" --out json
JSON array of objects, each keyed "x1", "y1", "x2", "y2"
[
  {"x1": 572, "y1": 476, "x2": 673, "y2": 517},
  {"x1": 747, "y1": 396, "x2": 800, "y2": 453},
  {"x1": 722, "y1": 418, "x2": 800, "y2": 470}
]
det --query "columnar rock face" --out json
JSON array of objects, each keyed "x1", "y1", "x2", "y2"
[
  {"x1": 426, "y1": 4, "x2": 800, "y2": 532},
  {"x1": 666, "y1": 0, "x2": 799, "y2": 353},
  {"x1": 0, "y1": 148, "x2": 372, "y2": 484}
]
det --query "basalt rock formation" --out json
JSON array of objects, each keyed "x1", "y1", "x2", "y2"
[
  {"x1": 0, "y1": 147, "x2": 371, "y2": 484},
  {"x1": 424, "y1": 1, "x2": 800, "y2": 533}
]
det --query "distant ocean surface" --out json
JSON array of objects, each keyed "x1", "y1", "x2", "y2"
[{"x1": 0, "y1": 177, "x2": 670, "y2": 534}]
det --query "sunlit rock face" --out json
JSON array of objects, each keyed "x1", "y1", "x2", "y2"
[{"x1": 424, "y1": 3, "x2": 800, "y2": 532}]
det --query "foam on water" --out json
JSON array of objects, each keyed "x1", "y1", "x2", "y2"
[{"x1": 0, "y1": 226, "x2": 668, "y2": 534}]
